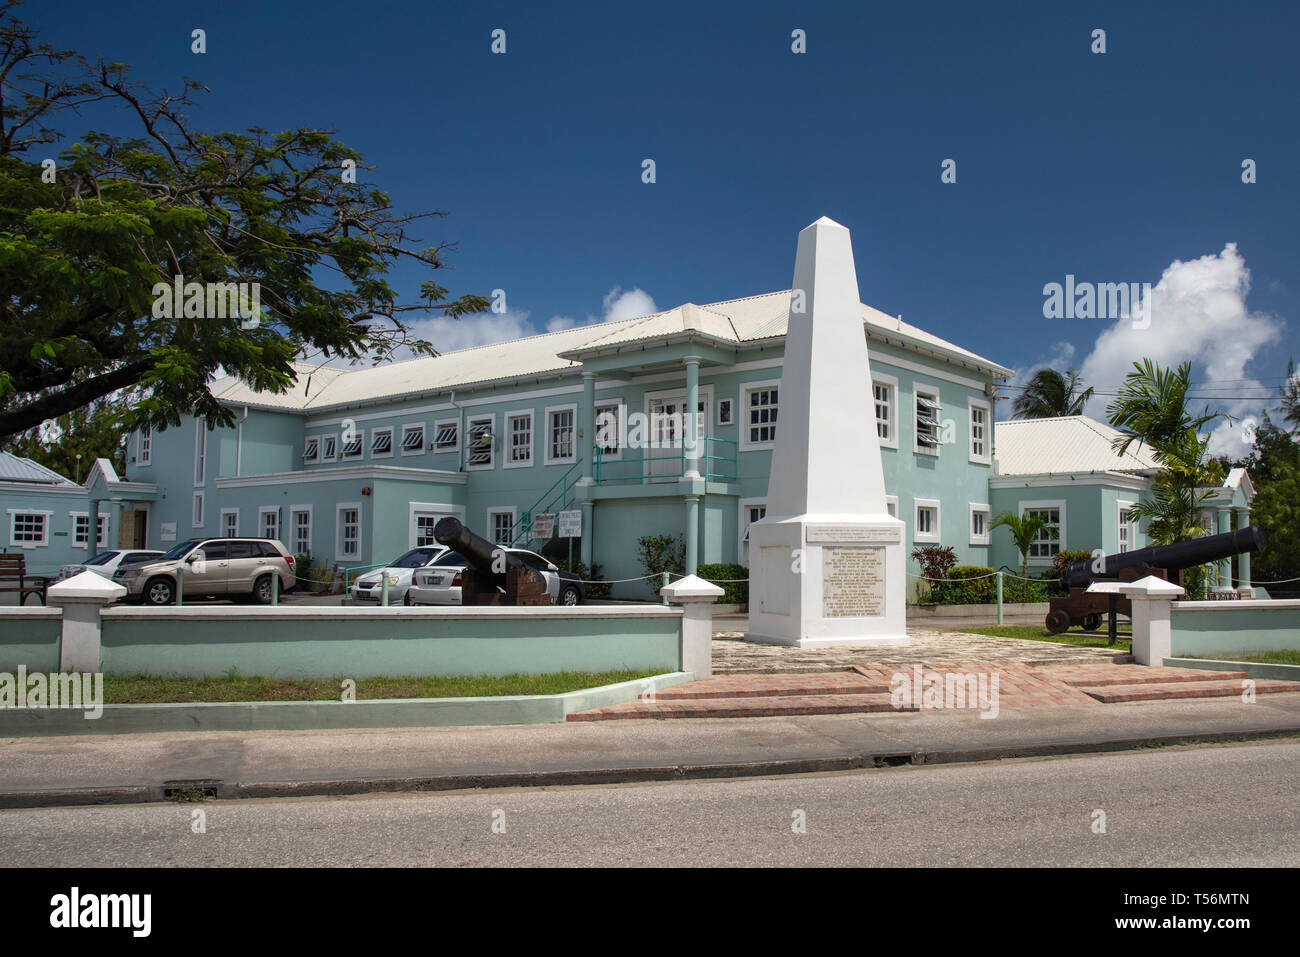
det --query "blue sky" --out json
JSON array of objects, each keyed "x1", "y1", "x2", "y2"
[{"x1": 36, "y1": 0, "x2": 1300, "y2": 441}]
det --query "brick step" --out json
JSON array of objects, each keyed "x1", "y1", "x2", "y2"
[
  {"x1": 568, "y1": 692, "x2": 911, "y2": 721},
  {"x1": 1078, "y1": 678, "x2": 1300, "y2": 704},
  {"x1": 655, "y1": 673, "x2": 889, "y2": 700},
  {"x1": 1061, "y1": 668, "x2": 1249, "y2": 688}
]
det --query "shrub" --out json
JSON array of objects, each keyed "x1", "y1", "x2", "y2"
[
  {"x1": 563, "y1": 560, "x2": 612, "y2": 600},
  {"x1": 910, "y1": 545, "x2": 957, "y2": 602},
  {"x1": 697, "y1": 563, "x2": 749, "y2": 605},
  {"x1": 1051, "y1": 549, "x2": 1093, "y2": 578},
  {"x1": 933, "y1": 565, "x2": 997, "y2": 605},
  {"x1": 637, "y1": 535, "x2": 685, "y2": 595}
]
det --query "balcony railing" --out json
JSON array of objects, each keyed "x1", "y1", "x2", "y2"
[{"x1": 594, "y1": 437, "x2": 736, "y2": 485}]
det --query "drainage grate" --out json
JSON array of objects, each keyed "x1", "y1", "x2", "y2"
[{"x1": 161, "y1": 779, "x2": 221, "y2": 801}]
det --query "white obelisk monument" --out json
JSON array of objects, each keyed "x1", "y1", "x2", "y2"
[{"x1": 745, "y1": 217, "x2": 908, "y2": 648}]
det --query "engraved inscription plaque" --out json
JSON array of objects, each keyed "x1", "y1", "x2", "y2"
[
  {"x1": 807, "y1": 524, "x2": 902, "y2": 545},
  {"x1": 822, "y1": 546, "x2": 886, "y2": 617}
]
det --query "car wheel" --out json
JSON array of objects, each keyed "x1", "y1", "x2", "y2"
[
  {"x1": 144, "y1": 577, "x2": 175, "y2": 606},
  {"x1": 403, "y1": 592, "x2": 412, "y2": 606},
  {"x1": 253, "y1": 575, "x2": 276, "y2": 605},
  {"x1": 559, "y1": 584, "x2": 581, "y2": 606}
]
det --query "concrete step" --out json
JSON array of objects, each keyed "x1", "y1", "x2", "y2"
[
  {"x1": 655, "y1": 672, "x2": 889, "y2": 699},
  {"x1": 1078, "y1": 678, "x2": 1300, "y2": 704},
  {"x1": 1060, "y1": 668, "x2": 1248, "y2": 688},
  {"x1": 568, "y1": 692, "x2": 909, "y2": 721}
]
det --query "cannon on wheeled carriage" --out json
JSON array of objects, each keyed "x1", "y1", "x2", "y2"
[
  {"x1": 433, "y1": 516, "x2": 552, "y2": 606},
  {"x1": 1046, "y1": 524, "x2": 1266, "y2": 636}
]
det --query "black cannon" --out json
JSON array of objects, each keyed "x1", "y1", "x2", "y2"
[
  {"x1": 1047, "y1": 525, "x2": 1266, "y2": 635},
  {"x1": 433, "y1": 516, "x2": 551, "y2": 606}
]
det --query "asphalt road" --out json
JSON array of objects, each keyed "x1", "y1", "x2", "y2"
[{"x1": 2, "y1": 741, "x2": 1296, "y2": 867}]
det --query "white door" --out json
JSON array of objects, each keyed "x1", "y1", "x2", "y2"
[{"x1": 646, "y1": 396, "x2": 707, "y2": 481}]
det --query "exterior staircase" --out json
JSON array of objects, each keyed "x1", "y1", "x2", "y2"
[{"x1": 508, "y1": 460, "x2": 583, "y2": 551}]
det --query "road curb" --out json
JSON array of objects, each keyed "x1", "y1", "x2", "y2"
[{"x1": 3, "y1": 725, "x2": 1297, "y2": 809}]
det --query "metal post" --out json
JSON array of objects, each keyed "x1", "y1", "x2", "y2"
[
  {"x1": 272, "y1": 572, "x2": 280, "y2": 606},
  {"x1": 661, "y1": 571, "x2": 669, "y2": 605},
  {"x1": 176, "y1": 570, "x2": 183, "y2": 606},
  {"x1": 996, "y1": 571, "x2": 1003, "y2": 625},
  {"x1": 380, "y1": 574, "x2": 389, "y2": 606}
]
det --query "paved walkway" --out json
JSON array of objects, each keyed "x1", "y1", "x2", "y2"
[
  {"x1": 570, "y1": 663, "x2": 1300, "y2": 720},
  {"x1": 711, "y1": 627, "x2": 1127, "y2": 673}
]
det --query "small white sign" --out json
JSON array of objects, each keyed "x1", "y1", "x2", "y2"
[
  {"x1": 531, "y1": 513, "x2": 555, "y2": 538},
  {"x1": 557, "y1": 510, "x2": 582, "y2": 538},
  {"x1": 160, "y1": 522, "x2": 177, "y2": 542}
]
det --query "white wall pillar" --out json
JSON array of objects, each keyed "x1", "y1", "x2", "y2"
[
  {"x1": 1120, "y1": 576, "x2": 1185, "y2": 666},
  {"x1": 1236, "y1": 507, "x2": 1252, "y2": 592},
  {"x1": 46, "y1": 572, "x2": 126, "y2": 673},
  {"x1": 662, "y1": 574, "x2": 723, "y2": 679},
  {"x1": 684, "y1": 356, "x2": 702, "y2": 480}
]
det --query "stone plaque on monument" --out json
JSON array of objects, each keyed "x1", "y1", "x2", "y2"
[
  {"x1": 806, "y1": 524, "x2": 902, "y2": 545},
  {"x1": 821, "y1": 546, "x2": 886, "y2": 617}
]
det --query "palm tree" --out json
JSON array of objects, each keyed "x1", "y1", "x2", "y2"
[
  {"x1": 990, "y1": 510, "x2": 1057, "y2": 578},
  {"x1": 1012, "y1": 368, "x2": 1095, "y2": 419}
]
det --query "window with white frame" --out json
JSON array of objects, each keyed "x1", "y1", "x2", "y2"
[
  {"x1": 507, "y1": 412, "x2": 533, "y2": 466},
  {"x1": 194, "y1": 420, "x2": 207, "y2": 485},
  {"x1": 414, "y1": 514, "x2": 438, "y2": 547},
  {"x1": 260, "y1": 507, "x2": 279, "y2": 543},
  {"x1": 717, "y1": 397, "x2": 734, "y2": 427},
  {"x1": 873, "y1": 376, "x2": 898, "y2": 449},
  {"x1": 738, "y1": 501, "x2": 767, "y2": 565},
  {"x1": 914, "y1": 499, "x2": 941, "y2": 543},
  {"x1": 466, "y1": 415, "x2": 494, "y2": 468},
  {"x1": 434, "y1": 419, "x2": 459, "y2": 453},
  {"x1": 138, "y1": 426, "x2": 152, "y2": 466},
  {"x1": 401, "y1": 424, "x2": 425, "y2": 456},
  {"x1": 9, "y1": 511, "x2": 49, "y2": 547},
  {"x1": 337, "y1": 505, "x2": 361, "y2": 559},
  {"x1": 291, "y1": 507, "x2": 312, "y2": 555},
  {"x1": 969, "y1": 504, "x2": 991, "y2": 545},
  {"x1": 915, "y1": 387, "x2": 942, "y2": 455},
  {"x1": 488, "y1": 509, "x2": 515, "y2": 545},
  {"x1": 95, "y1": 514, "x2": 107, "y2": 548},
  {"x1": 321, "y1": 435, "x2": 337, "y2": 462},
  {"x1": 303, "y1": 437, "x2": 319, "y2": 463},
  {"x1": 340, "y1": 431, "x2": 363, "y2": 460},
  {"x1": 192, "y1": 492, "x2": 205, "y2": 528},
  {"x1": 370, "y1": 427, "x2": 393, "y2": 458},
  {"x1": 595, "y1": 402, "x2": 623, "y2": 458},
  {"x1": 1118, "y1": 502, "x2": 1136, "y2": 553},
  {"x1": 1023, "y1": 505, "x2": 1063, "y2": 560},
  {"x1": 221, "y1": 508, "x2": 239, "y2": 538},
  {"x1": 546, "y1": 407, "x2": 576, "y2": 464},
  {"x1": 969, "y1": 399, "x2": 991, "y2": 464},
  {"x1": 744, "y1": 385, "x2": 778, "y2": 446},
  {"x1": 72, "y1": 513, "x2": 91, "y2": 547}
]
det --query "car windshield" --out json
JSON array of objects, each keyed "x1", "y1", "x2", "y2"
[
  {"x1": 389, "y1": 547, "x2": 441, "y2": 568},
  {"x1": 432, "y1": 551, "x2": 470, "y2": 567},
  {"x1": 157, "y1": 539, "x2": 202, "y2": 561},
  {"x1": 83, "y1": 551, "x2": 118, "y2": 566}
]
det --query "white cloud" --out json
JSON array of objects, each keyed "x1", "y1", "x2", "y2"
[
  {"x1": 1076, "y1": 243, "x2": 1284, "y2": 456},
  {"x1": 404, "y1": 309, "x2": 537, "y2": 353},
  {"x1": 601, "y1": 286, "x2": 658, "y2": 323}
]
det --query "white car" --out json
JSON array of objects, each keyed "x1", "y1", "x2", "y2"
[
  {"x1": 407, "y1": 548, "x2": 584, "y2": 606},
  {"x1": 348, "y1": 546, "x2": 449, "y2": 605},
  {"x1": 60, "y1": 549, "x2": 164, "y2": 581}
]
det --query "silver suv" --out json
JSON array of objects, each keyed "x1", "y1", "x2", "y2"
[{"x1": 114, "y1": 537, "x2": 296, "y2": 605}]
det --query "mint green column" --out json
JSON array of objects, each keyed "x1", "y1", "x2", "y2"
[
  {"x1": 685, "y1": 494, "x2": 699, "y2": 576},
  {"x1": 580, "y1": 500, "x2": 594, "y2": 567},
  {"x1": 684, "y1": 356, "x2": 701, "y2": 480},
  {"x1": 1217, "y1": 506, "x2": 1232, "y2": 589}
]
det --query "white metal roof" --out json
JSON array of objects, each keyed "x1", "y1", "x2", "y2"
[
  {"x1": 0, "y1": 451, "x2": 80, "y2": 486},
  {"x1": 209, "y1": 291, "x2": 1013, "y2": 414},
  {"x1": 993, "y1": 416, "x2": 1161, "y2": 476}
]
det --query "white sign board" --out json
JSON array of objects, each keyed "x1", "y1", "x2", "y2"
[
  {"x1": 557, "y1": 510, "x2": 582, "y2": 538},
  {"x1": 160, "y1": 522, "x2": 177, "y2": 542},
  {"x1": 531, "y1": 513, "x2": 555, "y2": 539}
]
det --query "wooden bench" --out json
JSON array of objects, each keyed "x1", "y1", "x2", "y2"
[{"x1": 0, "y1": 552, "x2": 55, "y2": 606}]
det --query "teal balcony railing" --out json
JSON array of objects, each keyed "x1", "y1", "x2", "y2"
[
  {"x1": 508, "y1": 459, "x2": 583, "y2": 548},
  {"x1": 594, "y1": 437, "x2": 736, "y2": 485}
]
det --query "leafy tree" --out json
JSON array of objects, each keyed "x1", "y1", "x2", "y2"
[
  {"x1": 990, "y1": 510, "x2": 1056, "y2": 578},
  {"x1": 1, "y1": 395, "x2": 130, "y2": 479},
  {"x1": 636, "y1": 534, "x2": 685, "y2": 595},
  {"x1": 1280, "y1": 358, "x2": 1300, "y2": 435},
  {"x1": 1012, "y1": 368, "x2": 1094, "y2": 419},
  {"x1": 1107, "y1": 360, "x2": 1225, "y2": 548},
  {"x1": 1251, "y1": 464, "x2": 1300, "y2": 592},
  {"x1": 0, "y1": 3, "x2": 488, "y2": 441}
]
